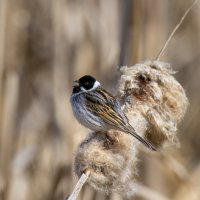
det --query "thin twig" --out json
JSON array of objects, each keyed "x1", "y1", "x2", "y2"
[
  {"x1": 156, "y1": 0, "x2": 199, "y2": 61},
  {"x1": 66, "y1": 171, "x2": 90, "y2": 200}
]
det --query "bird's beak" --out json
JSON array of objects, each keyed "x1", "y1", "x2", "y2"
[{"x1": 73, "y1": 80, "x2": 79, "y2": 87}]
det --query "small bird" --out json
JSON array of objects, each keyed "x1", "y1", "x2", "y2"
[{"x1": 70, "y1": 75, "x2": 156, "y2": 151}]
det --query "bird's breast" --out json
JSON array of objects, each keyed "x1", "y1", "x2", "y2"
[{"x1": 70, "y1": 93, "x2": 105, "y2": 131}]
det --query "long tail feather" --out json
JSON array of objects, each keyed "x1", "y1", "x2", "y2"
[{"x1": 126, "y1": 126, "x2": 157, "y2": 151}]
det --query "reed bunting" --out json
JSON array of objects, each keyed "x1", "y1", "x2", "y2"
[{"x1": 70, "y1": 75, "x2": 156, "y2": 151}]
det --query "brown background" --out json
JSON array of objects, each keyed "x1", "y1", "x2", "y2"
[{"x1": 0, "y1": 0, "x2": 200, "y2": 200}]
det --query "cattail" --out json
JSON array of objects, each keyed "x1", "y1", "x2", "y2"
[
  {"x1": 74, "y1": 61, "x2": 189, "y2": 197},
  {"x1": 118, "y1": 61, "x2": 189, "y2": 148},
  {"x1": 74, "y1": 130, "x2": 138, "y2": 197}
]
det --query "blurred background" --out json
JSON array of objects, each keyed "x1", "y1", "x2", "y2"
[{"x1": 0, "y1": 0, "x2": 200, "y2": 200}]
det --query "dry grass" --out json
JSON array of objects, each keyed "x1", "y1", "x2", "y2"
[{"x1": 0, "y1": 0, "x2": 200, "y2": 200}]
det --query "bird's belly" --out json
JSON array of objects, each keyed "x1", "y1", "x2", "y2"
[{"x1": 71, "y1": 95, "x2": 105, "y2": 131}]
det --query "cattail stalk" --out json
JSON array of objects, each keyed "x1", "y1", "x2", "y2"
[{"x1": 66, "y1": 170, "x2": 90, "y2": 200}]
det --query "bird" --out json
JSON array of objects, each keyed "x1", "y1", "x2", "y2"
[{"x1": 70, "y1": 75, "x2": 156, "y2": 151}]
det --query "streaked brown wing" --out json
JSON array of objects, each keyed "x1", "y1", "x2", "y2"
[
  {"x1": 85, "y1": 93, "x2": 127, "y2": 129},
  {"x1": 95, "y1": 88, "x2": 115, "y2": 102}
]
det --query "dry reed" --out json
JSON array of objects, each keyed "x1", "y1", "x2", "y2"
[{"x1": 0, "y1": 1, "x2": 200, "y2": 200}]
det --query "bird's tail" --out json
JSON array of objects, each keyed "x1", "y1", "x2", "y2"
[{"x1": 125, "y1": 125, "x2": 157, "y2": 151}]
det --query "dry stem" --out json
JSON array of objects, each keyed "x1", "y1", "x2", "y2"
[
  {"x1": 66, "y1": 170, "x2": 90, "y2": 200},
  {"x1": 156, "y1": 0, "x2": 199, "y2": 61}
]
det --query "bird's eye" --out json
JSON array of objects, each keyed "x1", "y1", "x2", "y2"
[{"x1": 84, "y1": 82, "x2": 89, "y2": 86}]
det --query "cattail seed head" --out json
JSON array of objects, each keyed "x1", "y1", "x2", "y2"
[
  {"x1": 118, "y1": 61, "x2": 189, "y2": 147},
  {"x1": 74, "y1": 130, "x2": 138, "y2": 197}
]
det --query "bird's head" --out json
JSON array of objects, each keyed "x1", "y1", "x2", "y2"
[{"x1": 72, "y1": 75, "x2": 101, "y2": 94}]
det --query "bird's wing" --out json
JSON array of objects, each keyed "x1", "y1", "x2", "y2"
[{"x1": 84, "y1": 89, "x2": 127, "y2": 129}]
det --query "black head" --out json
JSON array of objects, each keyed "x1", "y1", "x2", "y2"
[
  {"x1": 72, "y1": 75, "x2": 101, "y2": 94},
  {"x1": 78, "y1": 75, "x2": 96, "y2": 90}
]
